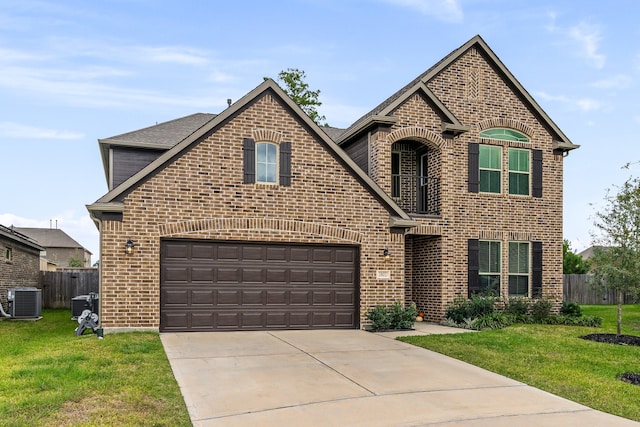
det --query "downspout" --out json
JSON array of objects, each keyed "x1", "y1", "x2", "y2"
[
  {"x1": 0, "y1": 299, "x2": 10, "y2": 318},
  {"x1": 89, "y1": 210, "x2": 103, "y2": 335}
]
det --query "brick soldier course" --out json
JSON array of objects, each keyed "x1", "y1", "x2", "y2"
[{"x1": 88, "y1": 35, "x2": 578, "y2": 332}]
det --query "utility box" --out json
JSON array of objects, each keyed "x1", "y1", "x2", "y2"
[{"x1": 7, "y1": 287, "x2": 42, "y2": 318}]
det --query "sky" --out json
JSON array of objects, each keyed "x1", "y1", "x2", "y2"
[{"x1": 1, "y1": 0, "x2": 639, "y2": 262}]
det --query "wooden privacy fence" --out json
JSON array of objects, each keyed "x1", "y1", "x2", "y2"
[
  {"x1": 563, "y1": 274, "x2": 636, "y2": 305},
  {"x1": 40, "y1": 269, "x2": 99, "y2": 309}
]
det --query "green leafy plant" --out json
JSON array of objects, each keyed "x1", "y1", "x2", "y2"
[
  {"x1": 504, "y1": 297, "x2": 529, "y2": 315},
  {"x1": 530, "y1": 298, "x2": 553, "y2": 322},
  {"x1": 560, "y1": 301, "x2": 583, "y2": 317},
  {"x1": 366, "y1": 301, "x2": 418, "y2": 331}
]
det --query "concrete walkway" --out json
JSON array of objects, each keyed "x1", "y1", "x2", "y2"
[{"x1": 161, "y1": 324, "x2": 638, "y2": 426}]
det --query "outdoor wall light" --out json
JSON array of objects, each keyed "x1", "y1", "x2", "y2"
[
  {"x1": 382, "y1": 247, "x2": 390, "y2": 260},
  {"x1": 125, "y1": 238, "x2": 135, "y2": 255}
]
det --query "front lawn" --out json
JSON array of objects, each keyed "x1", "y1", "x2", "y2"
[
  {"x1": 399, "y1": 304, "x2": 640, "y2": 422},
  {"x1": 0, "y1": 309, "x2": 191, "y2": 426}
]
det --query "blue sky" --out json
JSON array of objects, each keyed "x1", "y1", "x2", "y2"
[{"x1": 1, "y1": 0, "x2": 638, "y2": 261}]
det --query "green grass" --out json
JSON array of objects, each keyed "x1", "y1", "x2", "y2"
[
  {"x1": 399, "y1": 304, "x2": 640, "y2": 422},
  {"x1": 0, "y1": 309, "x2": 191, "y2": 427}
]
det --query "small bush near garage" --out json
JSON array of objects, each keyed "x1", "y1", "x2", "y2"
[{"x1": 366, "y1": 301, "x2": 418, "y2": 331}]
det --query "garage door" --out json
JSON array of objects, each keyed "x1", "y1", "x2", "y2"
[{"x1": 160, "y1": 239, "x2": 359, "y2": 332}]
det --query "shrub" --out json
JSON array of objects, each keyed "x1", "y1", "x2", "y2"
[
  {"x1": 366, "y1": 301, "x2": 417, "y2": 331},
  {"x1": 530, "y1": 298, "x2": 553, "y2": 321},
  {"x1": 468, "y1": 294, "x2": 496, "y2": 318},
  {"x1": 471, "y1": 312, "x2": 513, "y2": 330},
  {"x1": 366, "y1": 305, "x2": 391, "y2": 330},
  {"x1": 504, "y1": 297, "x2": 529, "y2": 315},
  {"x1": 445, "y1": 294, "x2": 470, "y2": 324},
  {"x1": 445, "y1": 294, "x2": 496, "y2": 324},
  {"x1": 560, "y1": 301, "x2": 582, "y2": 317}
]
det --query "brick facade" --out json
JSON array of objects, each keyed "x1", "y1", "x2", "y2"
[
  {"x1": 97, "y1": 92, "x2": 406, "y2": 330},
  {"x1": 0, "y1": 236, "x2": 41, "y2": 307},
  {"x1": 90, "y1": 36, "x2": 574, "y2": 330}
]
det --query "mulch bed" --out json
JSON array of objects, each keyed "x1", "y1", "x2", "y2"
[{"x1": 581, "y1": 333, "x2": 640, "y2": 386}]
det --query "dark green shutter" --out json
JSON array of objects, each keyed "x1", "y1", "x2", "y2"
[
  {"x1": 468, "y1": 239, "x2": 480, "y2": 297},
  {"x1": 279, "y1": 141, "x2": 291, "y2": 186},
  {"x1": 532, "y1": 149, "x2": 542, "y2": 198},
  {"x1": 532, "y1": 241, "x2": 543, "y2": 298},
  {"x1": 243, "y1": 138, "x2": 255, "y2": 184},
  {"x1": 468, "y1": 143, "x2": 479, "y2": 193}
]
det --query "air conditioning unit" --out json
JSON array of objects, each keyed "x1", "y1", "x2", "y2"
[{"x1": 7, "y1": 287, "x2": 42, "y2": 318}]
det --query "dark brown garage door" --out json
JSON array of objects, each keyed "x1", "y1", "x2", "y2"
[{"x1": 160, "y1": 239, "x2": 359, "y2": 332}]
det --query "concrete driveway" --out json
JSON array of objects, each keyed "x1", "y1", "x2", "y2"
[{"x1": 161, "y1": 326, "x2": 638, "y2": 426}]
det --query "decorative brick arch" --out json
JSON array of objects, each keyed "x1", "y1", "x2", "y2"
[
  {"x1": 387, "y1": 127, "x2": 447, "y2": 150},
  {"x1": 477, "y1": 118, "x2": 535, "y2": 139},
  {"x1": 158, "y1": 217, "x2": 364, "y2": 244},
  {"x1": 252, "y1": 129, "x2": 283, "y2": 144}
]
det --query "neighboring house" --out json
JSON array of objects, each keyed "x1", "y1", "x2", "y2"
[
  {"x1": 14, "y1": 227, "x2": 92, "y2": 268},
  {"x1": 577, "y1": 246, "x2": 610, "y2": 261},
  {"x1": 0, "y1": 224, "x2": 44, "y2": 307},
  {"x1": 88, "y1": 35, "x2": 578, "y2": 333}
]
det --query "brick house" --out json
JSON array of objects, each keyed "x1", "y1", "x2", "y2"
[
  {"x1": 87, "y1": 35, "x2": 577, "y2": 332},
  {"x1": 15, "y1": 227, "x2": 93, "y2": 268},
  {"x1": 0, "y1": 224, "x2": 44, "y2": 308}
]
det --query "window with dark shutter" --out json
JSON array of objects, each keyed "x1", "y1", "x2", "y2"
[
  {"x1": 468, "y1": 239, "x2": 479, "y2": 297},
  {"x1": 243, "y1": 138, "x2": 255, "y2": 184},
  {"x1": 532, "y1": 241, "x2": 543, "y2": 298},
  {"x1": 532, "y1": 149, "x2": 542, "y2": 198},
  {"x1": 279, "y1": 141, "x2": 291, "y2": 186},
  {"x1": 468, "y1": 143, "x2": 479, "y2": 193}
]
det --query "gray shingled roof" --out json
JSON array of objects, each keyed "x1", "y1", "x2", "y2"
[
  {"x1": 14, "y1": 228, "x2": 91, "y2": 254},
  {"x1": 100, "y1": 113, "x2": 216, "y2": 148},
  {"x1": 321, "y1": 126, "x2": 346, "y2": 141},
  {"x1": 0, "y1": 224, "x2": 44, "y2": 251}
]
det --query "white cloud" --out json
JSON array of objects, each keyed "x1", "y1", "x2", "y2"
[
  {"x1": 133, "y1": 46, "x2": 211, "y2": 65},
  {"x1": 0, "y1": 122, "x2": 84, "y2": 140},
  {"x1": 590, "y1": 74, "x2": 632, "y2": 89},
  {"x1": 568, "y1": 22, "x2": 605, "y2": 69},
  {"x1": 535, "y1": 91, "x2": 603, "y2": 112},
  {"x1": 380, "y1": 0, "x2": 463, "y2": 23}
]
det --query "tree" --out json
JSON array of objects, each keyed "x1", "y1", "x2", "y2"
[
  {"x1": 562, "y1": 240, "x2": 589, "y2": 274},
  {"x1": 268, "y1": 68, "x2": 326, "y2": 126},
  {"x1": 68, "y1": 253, "x2": 84, "y2": 268},
  {"x1": 589, "y1": 176, "x2": 640, "y2": 335}
]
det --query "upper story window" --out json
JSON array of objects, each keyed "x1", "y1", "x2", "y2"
[
  {"x1": 479, "y1": 145, "x2": 501, "y2": 193},
  {"x1": 391, "y1": 152, "x2": 401, "y2": 198},
  {"x1": 256, "y1": 142, "x2": 278, "y2": 184},
  {"x1": 469, "y1": 143, "x2": 542, "y2": 198},
  {"x1": 480, "y1": 128, "x2": 530, "y2": 143},
  {"x1": 508, "y1": 148, "x2": 530, "y2": 195},
  {"x1": 243, "y1": 138, "x2": 291, "y2": 186},
  {"x1": 4, "y1": 247, "x2": 12, "y2": 262}
]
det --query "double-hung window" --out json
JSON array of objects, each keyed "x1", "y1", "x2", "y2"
[
  {"x1": 243, "y1": 138, "x2": 291, "y2": 186},
  {"x1": 479, "y1": 145, "x2": 501, "y2": 193},
  {"x1": 509, "y1": 149, "x2": 530, "y2": 195},
  {"x1": 479, "y1": 240, "x2": 501, "y2": 295},
  {"x1": 391, "y1": 152, "x2": 401, "y2": 198},
  {"x1": 256, "y1": 142, "x2": 278, "y2": 184},
  {"x1": 508, "y1": 242, "x2": 530, "y2": 297}
]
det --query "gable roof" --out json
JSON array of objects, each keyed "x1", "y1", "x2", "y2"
[
  {"x1": 14, "y1": 227, "x2": 91, "y2": 254},
  {"x1": 98, "y1": 113, "x2": 217, "y2": 184},
  {"x1": 0, "y1": 224, "x2": 45, "y2": 252},
  {"x1": 88, "y1": 79, "x2": 413, "y2": 223},
  {"x1": 338, "y1": 35, "x2": 578, "y2": 151}
]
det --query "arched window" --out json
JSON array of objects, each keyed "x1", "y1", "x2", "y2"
[
  {"x1": 256, "y1": 142, "x2": 278, "y2": 183},
  {"x1": 479, "y1": 128, "x2": 530, "y2": 143}
]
